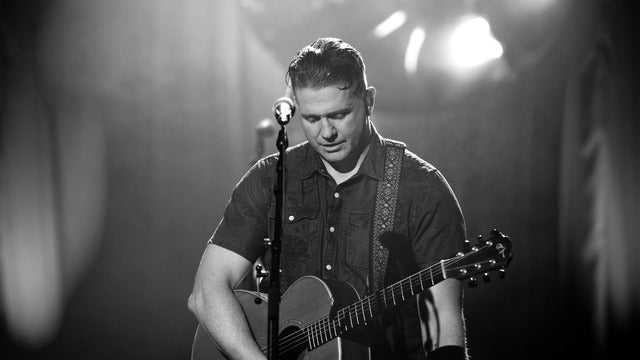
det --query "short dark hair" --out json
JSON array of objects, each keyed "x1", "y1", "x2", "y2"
[{"x1": 286, "y1": 37, "x2": 367, "y2": 96}]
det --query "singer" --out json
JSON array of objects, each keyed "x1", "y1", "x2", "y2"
[{"x1": 188, "y1": 38, "x2": 468, "y2": 360}]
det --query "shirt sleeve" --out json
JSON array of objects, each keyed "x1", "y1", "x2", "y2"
[
  {"x1": 208, "y1": 158, "x2": 273, "y2": 263},
  {"x1": 409, "y1": 168, "x2": 467, "y2": 270}
]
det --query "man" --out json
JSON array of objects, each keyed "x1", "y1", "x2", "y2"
[{"x1": 188, "y1": 37, "x2": 468, "y2": 360}]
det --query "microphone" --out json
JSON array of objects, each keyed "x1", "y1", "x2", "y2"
[{"x1": 272, "y1": 97, "x2": 295, "y2": 125}]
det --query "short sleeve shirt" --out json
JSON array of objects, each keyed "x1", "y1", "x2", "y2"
[{"x1": 210, "y1": 130, "x2": 466, "y2": 359}]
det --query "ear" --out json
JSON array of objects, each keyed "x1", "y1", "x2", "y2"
[{"x1": 365, "y1": 86, "x2": 376, "y2": 115}]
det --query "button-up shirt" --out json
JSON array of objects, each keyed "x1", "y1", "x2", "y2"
[{"x1": 211, "y1": 129, "x2": 466, "y2": 359}]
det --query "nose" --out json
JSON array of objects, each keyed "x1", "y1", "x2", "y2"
[{"x1": 320, "y1": 118, "x2": 337, "y2": 140}]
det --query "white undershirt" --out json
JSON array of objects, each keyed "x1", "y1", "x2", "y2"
[{"x1": 321, "y1": 145, "x2": 371, "y2": 185}]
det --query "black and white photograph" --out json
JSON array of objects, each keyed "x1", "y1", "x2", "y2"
[{"x1": 1, "y1": 1, "x2": 639, "y2": 359}]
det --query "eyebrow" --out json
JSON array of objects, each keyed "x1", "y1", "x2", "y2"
[{"x1": 301, "y1": 107, "x2": 352, "y2": 119}]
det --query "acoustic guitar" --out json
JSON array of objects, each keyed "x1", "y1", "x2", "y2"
[{"x1": 191, "y1": 229, "x2": 512, "y2": 360}]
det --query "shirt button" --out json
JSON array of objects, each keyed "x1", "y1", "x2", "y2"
[
  {"x1": 329, "y1": 226, "x2": 335, "y2": 233},
  {"x1": 334, "y1": 192, "x2": 340, "y2": 198},
  {"x1": 326, "y1": 264, "x2": 332, "y2": 270},
  {"x1": 288, "y1": 215, "x2": 295, "y2": 221}
]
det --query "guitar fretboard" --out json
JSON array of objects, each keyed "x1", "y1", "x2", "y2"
[
  {"x1": 268, "y1": 233, "x2": 510, "y2": 360},
  {"x1": 300, "y1": 259, "x2": 450, "y2": 350}
]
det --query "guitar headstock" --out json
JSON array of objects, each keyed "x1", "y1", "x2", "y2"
[{"x1": 447, "y1": 229, "x2": 512, "y2": 287}]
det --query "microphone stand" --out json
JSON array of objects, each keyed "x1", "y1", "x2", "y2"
[{"x1": 267, "y1": 98, "x2": 293, "y2": 360}]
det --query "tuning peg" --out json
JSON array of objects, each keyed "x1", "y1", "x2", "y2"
[
  {"x1": 464, "y1": 239, "x2": 471, "y2": 251},
  {"x1": 477, "y1": 234, "x2": 485, "y2": 244},
  {"x1": 498, "y1": 268, "x2": 506, "y2": 279},
  {"x1": 263, "y1": 237, "x2": 272, "y2": 248},
  {"x1": 468, "y1": 277, "x2": 478, "y2": 288},
  {"x1": 482, "y1": 272, "x2": 491, "y2": 282}
]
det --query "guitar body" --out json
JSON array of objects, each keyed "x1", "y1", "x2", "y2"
[{"x1": 191, "y1": 276, "x2": 371, "y2": 360}]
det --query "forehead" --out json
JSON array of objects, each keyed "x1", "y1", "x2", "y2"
[{"x1": 295, "y1": 86, "x2": 359, "y2": 115}]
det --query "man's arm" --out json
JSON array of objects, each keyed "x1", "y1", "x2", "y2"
[
  {"x1": 418, "y1": 278, "x2": 467, "y2": 359},
  {"x1": 188, "y1": 244, "x2": 267, "y2": 360}
]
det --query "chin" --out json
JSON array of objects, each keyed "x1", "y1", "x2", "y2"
[{"x1": 321, "y1": 152, "x2": 346, "y2": 162}]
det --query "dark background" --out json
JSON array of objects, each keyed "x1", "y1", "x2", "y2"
[{"x1": 1, "y1": 0, "x2": 639, "y2": 359}]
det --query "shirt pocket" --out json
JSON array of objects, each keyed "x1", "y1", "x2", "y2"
[{"x1": 269, "y1": 206, "x2": 319, "y2": 263}]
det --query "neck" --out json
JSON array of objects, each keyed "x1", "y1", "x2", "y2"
[{"x1": 322, "y1": 144, "x2": 370, "y2": 185}]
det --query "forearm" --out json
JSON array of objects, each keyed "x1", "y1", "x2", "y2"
[
  {"x1": 419, "y1": 279, "x2": 467, "y2": 358},
  {"x1": 189, "y1": 284, "x2": 266, "y2": 360},
  {"x1": 422, "y1": 306, "x2": 467, "y2": 360},
  {"x1": 188, "y1": 245, "x2": 266, "y2": 360}
]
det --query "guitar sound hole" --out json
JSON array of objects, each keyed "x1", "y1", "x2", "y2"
[{"x1": 278, "y1": 325, "x2": 307, "y2": 360}]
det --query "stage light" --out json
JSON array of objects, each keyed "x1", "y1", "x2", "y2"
[
  {"x1": 373, "y1": 10, "x2": 407, "y2": 39},
  {"x1": 447, "y1": 15, "x2": 503, "y2": 68},
  {"x1": 404, "y1": 26, "x2": 426, "y2": 75}
]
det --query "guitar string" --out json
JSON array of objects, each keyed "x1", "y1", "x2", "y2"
[
  {"x1": 266, "y1": 254, "x2": 479, "y2": 355},
  {"x1": 289, "y1": 258, "x2": 502, "y2": 356},
  {"x1": 272, "y1": 264, "x2": 449, "y2": 356},
  {"x1": 272, "y1": 253, "x2": 498, "y2": 356},
  {"x1": 274, "y1": 267, "x2": 474, "y2": 357},
  {"x1": 270, "y1": 253, "x2": 486, "y2": 356}
]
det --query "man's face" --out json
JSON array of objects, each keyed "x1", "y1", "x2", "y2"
[{"x1": 296, "y1": 85, "x2": 375, "y2": 172}]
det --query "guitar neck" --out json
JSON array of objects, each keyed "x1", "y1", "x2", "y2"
[
  {"x1": 301, "y1": 260, "x2": 448, "y2": 350},
  {"x1": 284, "y1": 231, "x2": 512, "y2": 352}
]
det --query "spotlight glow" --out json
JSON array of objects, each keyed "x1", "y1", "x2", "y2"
[
  {"x1": 448, "y1": 16, "x2": 503, "y2": 68},
  {"x1": 404, "y1": 26, "x2": 426, "y2": 75},
  {"x1": 373, "y1": 10, "x2": 407, "y2": 38}
]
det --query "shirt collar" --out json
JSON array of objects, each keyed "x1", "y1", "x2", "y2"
[{"x1": 300, "y1": 124, "x2": 386, "y2": 181}]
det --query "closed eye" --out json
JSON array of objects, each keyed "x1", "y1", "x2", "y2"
[
  {"x1": 301, "y1": 109, "x2": 350, "y2": 122},
  {"x1": 327, "y1": 109, "x2": 351, "y2": 120}
]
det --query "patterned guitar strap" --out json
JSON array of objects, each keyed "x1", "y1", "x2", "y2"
[{"x1": 370, "y1": 139, "x2": 406, "y2": 293}]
